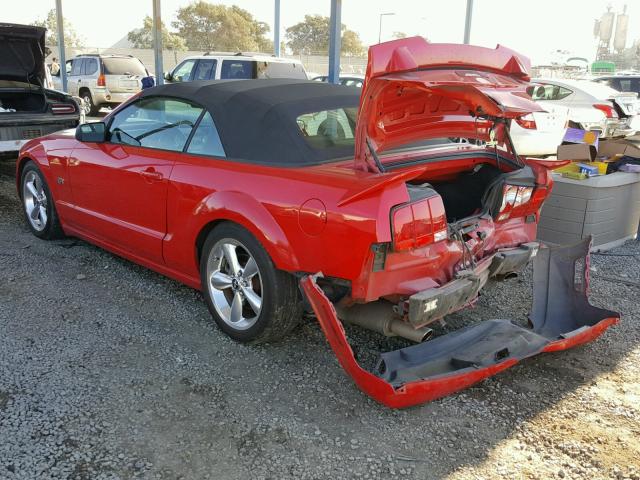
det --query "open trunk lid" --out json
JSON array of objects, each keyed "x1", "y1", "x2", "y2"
[
  {"x1": 355, "y1": 37, "x2": 544, "y2": 172},
  {"x1": 0, "y1": 23, "x2": 46, "y2": 87}
]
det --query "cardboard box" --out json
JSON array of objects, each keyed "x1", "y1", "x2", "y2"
[
  {"x1": 557, "y1": 143, "x2": 597, "y2": 161},
  {"x1": 598, "y1": 139, "x2": 640, "y2": 159}
]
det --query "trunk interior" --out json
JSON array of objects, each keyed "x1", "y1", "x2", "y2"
[
  {"x1": 0, "y1": 91, "x2": 47, "y2": 113},
  {"x1": 408, "y1": 163, "x2": 505, "y2": 223}
]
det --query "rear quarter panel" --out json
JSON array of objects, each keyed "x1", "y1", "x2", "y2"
[{"x1": 163, "y1": 155, "x2": 408, "y2": 286}]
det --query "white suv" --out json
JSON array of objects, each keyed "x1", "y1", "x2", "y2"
[
  {"x1": 52, "y1": 54, "x2": 148, "y2": 115},
  {"x1": 164, "y1": 53, "x2": 307, "y2": 83}
]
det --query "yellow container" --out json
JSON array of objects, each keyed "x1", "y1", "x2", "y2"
[
  {"x1": 591, "y1": 161, "x2": 609, "y2": 175},
  {"x1": 554, "y1": 162, "x2": 580, "y2": 174}
]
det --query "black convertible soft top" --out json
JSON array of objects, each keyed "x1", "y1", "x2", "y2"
[{"x1": 140, "y1": 79, "x2": 360, "y2": 165}]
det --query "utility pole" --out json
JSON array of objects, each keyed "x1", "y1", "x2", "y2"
[
  {"x1": 152, "y1": 0, "x2": 164, "y2": 85},
  {"x1": 378, "y1": 13, "x2": 395, "y2": 44},
  {"x1": 328, "y1": 0, "x2": 342, "y2": 84},
  {"x1": 274, "y1": 0, "x2": 281, "y2": 56},
  {"x1": 55, "y1": 0, "x2": 67, "y2": 92},
  {"x1": 463, "y1": 0, "x2": 473, "y2": 44}
]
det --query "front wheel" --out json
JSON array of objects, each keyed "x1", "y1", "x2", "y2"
[
  {"x1": 20, "y1": 162, "x2": 64, "y2": 240},
  {"x1": 200, "y1": 223, "x2": 302, "y2": 343}
]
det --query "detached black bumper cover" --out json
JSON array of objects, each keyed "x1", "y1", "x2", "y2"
[{"x1": 300, "y1": 238, "x2": 619, "y2": 408}]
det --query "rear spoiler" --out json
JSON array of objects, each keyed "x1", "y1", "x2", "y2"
[
  {"x1": 365, "y1": 37, "x2": 531, "y2": 81},
  {"x1": 337, "y1": 166, "x2": 426, "y2": 207}
]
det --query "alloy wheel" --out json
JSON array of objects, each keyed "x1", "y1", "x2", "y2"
[
  {"x1": 206, "y1": 238, "x2": 263, "y2": 331},
  {"x1": 23, "y1": 171, "x2": 48, "y2": 232},
  {"x1": 82, "y1": 95, "x2": 92, "y2": 115}
]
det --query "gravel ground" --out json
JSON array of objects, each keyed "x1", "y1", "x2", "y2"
[{"x1": 1, "y1": 159, "x2": 639, "y2": 480}]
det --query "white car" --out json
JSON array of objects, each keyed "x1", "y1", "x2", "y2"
[
  {"x1": 164, "y1": 53, "x2": 307, "y2": 83},
  {"x1": 509, "y1": 101, "x2": 569, "y2": 157},
  {"x1": 530, "y1": 78, "x2": 638, "y2": 139}
]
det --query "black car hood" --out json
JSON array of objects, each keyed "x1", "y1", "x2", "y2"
[{"x1": 0, "y1": 23, "x2": 46, "y2": 87}]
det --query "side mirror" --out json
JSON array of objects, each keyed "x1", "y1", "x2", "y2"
[
  {"x1": 76, "y1": 122, "x2": 107, "y2": 143},
  {"x1": 164, "y1": 71, "x2": 172, "y2": 81}
]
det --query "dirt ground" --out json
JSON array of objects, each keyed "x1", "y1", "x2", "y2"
[{"x1": 1, "y1": 158, "x2": 639, "y2": 480}]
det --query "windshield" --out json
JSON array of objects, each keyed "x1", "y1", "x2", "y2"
[{"x1": 102, "y1": 57, "x2": 147, "y2": 76}]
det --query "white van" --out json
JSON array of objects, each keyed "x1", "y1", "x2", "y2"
[{"x1": 164, "y1": 53, "x2": 307, "y2": 83}]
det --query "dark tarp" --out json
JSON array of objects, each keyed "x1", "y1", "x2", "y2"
[{"x1": 139, "y1": 79, "x2": 360, "y2": 165}]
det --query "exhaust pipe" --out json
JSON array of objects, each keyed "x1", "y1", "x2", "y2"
[{"x1": 336, "y1": 302, "x2": 433, "y2": 343}]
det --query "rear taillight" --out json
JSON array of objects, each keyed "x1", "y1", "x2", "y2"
[
  {"x1": 593, "y1": 103, "x2": 617, "y2": 119},
  {"x1": 515, "y1": 113, "x2": 537, "y2": 130},
  {"x1": 392, "y1": 197, "x2": 448, "y2": 251},
  {"x1": 97, "y1": 74, "x2": 106, "y2": 87},
  {"x1": 497, "y1": 184, "x2": 537, "y2": 221},
  {"x1": 51, "y1": 103, "x2": 76, "y2": 115}
]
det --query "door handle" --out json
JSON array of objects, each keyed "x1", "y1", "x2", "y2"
[{"x1": 140, "y1": 169, "x2": 163, "y2": 181}]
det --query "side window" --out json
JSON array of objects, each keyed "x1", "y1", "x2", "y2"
[
  {"x1": 108, "y1": 97, "x2": 203, "y2": 152},
  {"x1": 70, "y1": 59, "x2": 83, "y2": 76},
  {"x1": 530, "y1": 84, "x2": 572, "y2": 101},
  {"x1": 617, "y1": 79, "x2": 632, "y2": 92},
  {"x1": 82, "y1": 59, "x2": 98, "y2": 76},
  {"x1": 192, "y1": 59, "x2": 217, "y2": 81},
  {"x1": 65, "y1": 60, "x2": 72, "y2": 74},
  {"x1": 296, "y1": 108, "x2": 357, "y2": 150},
  {"x1": 221, "y1": 60, "x2": 256, "y2": 79},
  {"x1": 172, "y1": 59, "x2": 196, "y2": 82},
  {"x1": 186, "y1": 112, "x2": 226, "y2": 157}
]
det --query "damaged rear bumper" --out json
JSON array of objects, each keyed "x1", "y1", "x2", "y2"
[{"x1": 300, "y1": 238, "x2": 619, "y2": 408}]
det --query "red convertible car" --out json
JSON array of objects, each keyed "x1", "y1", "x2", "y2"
[{"x1": 17, "y1": 37, "x2": 618, "y2": 408}]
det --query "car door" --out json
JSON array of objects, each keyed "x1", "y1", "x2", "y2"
[
  {"x1": 191, "y1": 59, "x2": 217, "y2": 81},
  {"x1": 67, "y1": 58, "x2": 83, "y2": 96},
  {"x1": 170, "y1": 59, "x2": 197, "y2": 82},
  {"x1": 67, "y1": 96, "x2": 204, "y2": 264},
  {"x1": 81, "y1": 57, "x2": 99, "y2": 93}
]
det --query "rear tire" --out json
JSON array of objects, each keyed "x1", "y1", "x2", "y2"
[
  {"x1": 80, "y1": 90, "x2": 99, "y2": 116},
  {"x1": 20, "y1": 161, "x2": 64, "y2": 240},
  {"x1": 199, "y1": 223, "x2": 302, "y2": 344}
]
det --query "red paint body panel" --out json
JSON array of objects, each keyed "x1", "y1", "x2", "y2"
[{"x1": 300, "y1": 275, "x2": 618, "y2": 409}]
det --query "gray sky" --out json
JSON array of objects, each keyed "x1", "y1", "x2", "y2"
[{"x1": 7, "y1": 0, "x2": 640, "y2": 64}]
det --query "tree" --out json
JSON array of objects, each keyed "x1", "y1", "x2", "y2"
[
  {"x1": 127, "y1": 16, "x2": 186, "y2": 51},
  {"x1": 392, "y1": 31, "x2": 408, "y2": 39},
  {"x1": 172, "y1": 2, "x2": 271, "y2": 52},
  {"x1": 285, "y1": 15, "x2": 365, "y2": 56},
  {"x1": 31, "y1": 9, "x2": 84, "y2": 48}
]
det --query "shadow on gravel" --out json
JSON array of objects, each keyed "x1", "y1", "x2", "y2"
[{"x1": 1, "y1": 159, "x2": 638, "y2": 479}]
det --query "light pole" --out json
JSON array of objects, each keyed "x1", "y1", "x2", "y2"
[
  {"x1": 378, "y1": 12, "x2": 395, "y2": 44},
  {"x1": 463, "y1": 0, "x2": 474, "y2": 44},
  {"x1": 274, "y1": 0, "x2": 281, "y2": 57},
  {"x1": 55, "y1": 0, "x2": 67, "y2": 92}
]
